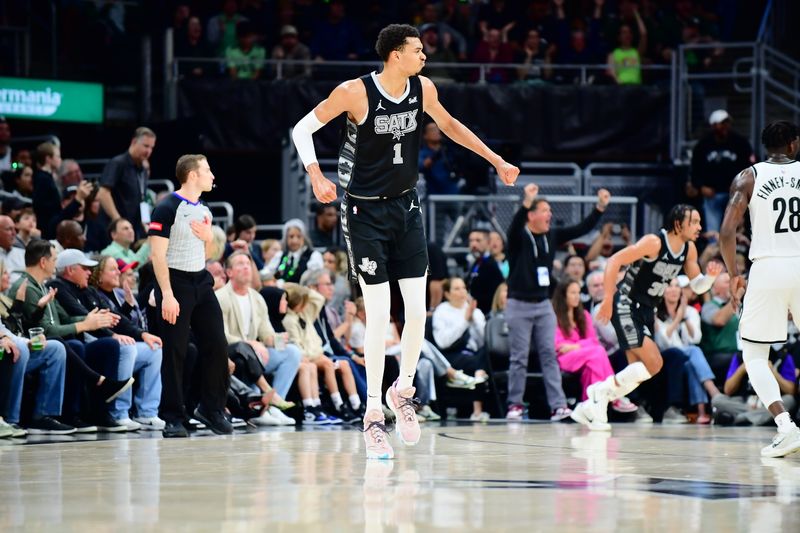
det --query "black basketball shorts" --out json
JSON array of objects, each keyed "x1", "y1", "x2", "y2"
[
  {"x1": 610, "y1": 293, "x2": 655, "y2": 351},
  {"x1": 341, "y1": 189, "x2": 429, "y2": 285}
]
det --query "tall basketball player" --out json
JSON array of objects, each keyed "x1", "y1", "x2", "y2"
[
  {"x1": 573, "y1": 205, "x2": 722, "y2": 430},
  {"x1": 292, "y1": 24, "x2": 519, "y2": 459},
  {"x1": 720, "y1": 121, "x2": 800, "y2": 458}
]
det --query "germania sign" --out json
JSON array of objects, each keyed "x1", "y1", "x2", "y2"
[{"x1": 0, "y1": 77, "x2": 103, "y2": 123}]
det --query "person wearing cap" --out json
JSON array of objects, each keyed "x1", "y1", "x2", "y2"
[
  {"x1": 271, "y1": 24, "x2": 311, "y2": 79},
  {"x1": 690, "y1": 110, "x2": 754, "y2": 233},
  {"x1": 100, "y1": 217, "x2": 151, "y2": 268},
  {"x1": 225, "y1": 21, "x2": 265, "y2": 80},
  {"x1": 10, "y1": 241, "x2": 135, "y2": 433}
]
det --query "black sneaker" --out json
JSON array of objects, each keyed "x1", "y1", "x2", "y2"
[
  {"x1": 193, "y1": 407, "x2": 233, "y2": 435},
  {"x1": 337, "y1": 402, "x2": 361, "y2": 424},
  {"x1": 163, "y1": 420, "x2": 189, "y2": 438},
  {"x1": 95, "y1": 413, "x2": 128, "y2": 433},
  {"x1": 60, "y1": 416, "x2": 98, "y2": 433},
  {"x1": 27, "y1": 416, "x2": 77, "y2": 435},
  {"x1": 98, "y1": 377, "x2": 135, "y2": 404}
]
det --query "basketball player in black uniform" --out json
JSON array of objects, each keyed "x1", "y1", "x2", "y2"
[
  {"x1": 292, "y1": 24, "x2": 519, "y2": 459},
  {"x1": 572, "y1": 205, "x2": 723, "y2": 430}
]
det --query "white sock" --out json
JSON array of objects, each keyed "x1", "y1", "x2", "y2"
[
  {"x1": 359, "y1": 278, "x2": 391, "y2": 404},
  {"x1": 742, "y1": 342, "x2": 783, "y2": 408},
  {"x1": 302, "y1": 398, "x2": 314, "y2": 408},
  {"x1": 775, "y1": 412, "x2": 796, "y2": 434},
  {"x1": 605, "y1": 361, "x2": 652, "y2": 401},
  {"x1": 349, "y1": 394, "x2": 361, "y2": 411},
  {"x1": 331, "y1": 392, "x2": 343, "y2": 409},
  {"x1": 312, "y1": 398, "x2": 321, "y2": 407},
  {"x1": 397, "y1": 277, "x2": 427, "y2": 390}
]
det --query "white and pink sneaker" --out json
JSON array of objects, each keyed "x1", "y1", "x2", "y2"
[
  {"x1": 363, "y1": 409, "x2": 394, "y2": 460},
  {"x1": 386, "y1": 381, "x2": 421, "y2": 446}
]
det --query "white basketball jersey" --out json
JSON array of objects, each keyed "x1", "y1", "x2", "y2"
[{"x1": 748, "y1": 160, "x2": 800, "y2": 260}]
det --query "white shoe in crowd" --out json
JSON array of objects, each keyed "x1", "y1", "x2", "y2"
[
  {"x1": 133, "y1": 416, "x2": 166, "y2": 431},
  {"x1": 115, "y1": 418, "x2": 142, "y2": 431},
  {"x1": 447, "y1": 370, "x2": 477, "y2": 389},
  {"x1": 251, "y1": 410, "x2": 282, "y2": 426},
  {"x1": 268, "y1": 406, "x2": 296, "y2": 426},
  {"x1": 662, "y1": 407, "x2": 689, "y2": 424},
  {"x1": 470, "y1": 412, "x2": 490, "y2": 423},
  {"x1": 635, "y1": 406, "x2": 653, "y2": 423},
  {"x1": 417, "y1": 405, "x2": 441, "y2": 422}
]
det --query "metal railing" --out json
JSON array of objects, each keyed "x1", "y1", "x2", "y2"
[
  {"x1": 427, "y1": 194, "x2": 638, "y2": 255},
  {"x1": 207, "y1": 201, "x2": 234, "y2": 229}
]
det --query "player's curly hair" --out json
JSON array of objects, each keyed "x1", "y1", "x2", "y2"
[
  {"x1": 375, "y1": 24, "x2": 420, "y2": 62},
  {"x1": 663, "y1": 204, "x2": 696, "y2": 234},
  {"x1": 761, "y1": 121, "x2": 799, "y2": 151}
]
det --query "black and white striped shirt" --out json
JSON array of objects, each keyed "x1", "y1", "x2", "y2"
[{"x1": 148, "y1": 192, "x2": 212, "y2": 272}]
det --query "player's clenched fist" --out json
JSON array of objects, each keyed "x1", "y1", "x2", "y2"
[{"x1": 496, "y1": 161, "x2": 520, "y2": 186}]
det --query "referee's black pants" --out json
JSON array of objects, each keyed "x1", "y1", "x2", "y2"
[{"x1": 155, "y1": 269, "x2": 229, "y2": 424}]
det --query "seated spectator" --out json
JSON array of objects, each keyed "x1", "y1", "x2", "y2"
[
  {"x1": 323, "y1": 247, "x2": 351, "y2": 315},
  {"x1": 51, "y1": 251, "x2": 163, "y2": 431},
  {"x1": 488, "y1": 231, "x2": 509, "y2": 279},
  {"x1": 0, "y1": 260, "x2": 69, "y2": 436},
  {"x1": 283, "y1": 284, "x2": 354, "y2": 424},
  {"x1": 554, "y1": 25, "x2": 605, "y2": 84},
  {"x1": 13, "y1": 209, "x2": 40, "y2": 250},
  {"x1": 216, "y1": 252, "x2": 301, "y2": 426},
  {"x1": 104, "y1": 259, "x2": 147, "y2": 331},
  {"x1": 309, "y1": 204, "x2": 338, "y2": 248},
  {"x1": 585, "y1": 222, "x2": 632, "y2": 270},
  {"x1": 271, "y1": 219, "x2": 323, "y2": 283},
  {"x1": 206, "y1": 259, "x2": 227, "y2": 290},
  {"x1": 176, "y1": 16, "x2": 213, "y2": 78},
  {"x1": 490, "y1": 282, "x2": 507, "y2": 317},
  {"x1": 472, "y1": 28, "x2": 513, "y2": 83},
  {"x1": 53, "y1": 220, "x2": 85, "y2": 255},
  {"x1": 259, "y1": 238, "x2": 282, "y2": 272},
  {"x1": 419, "y1": 23, "x2": 457, "y2": 83},
  {"x1": 585, "y1": 269, "x2": 605, "y2": 314},
  {"x1": 11, "y1": 241, "x2": 134, "y2": 432},
  {"x1": 101, "y1": 218, "x2": 151, "y2": 267},
  {"x1": 467, "y1": 229, "x2": 505, "y2": 314},
  {"x1": 432, "y1": 277, "x2": 491, "y2": 421},
  {"x1": 58, "y1": 159, "x2": 84, "y2": 192},
  {"x1": 552, "y1": 280, "x2": 635, "y2": 411},
  {"x1": 224, "y1": 214, "x2": 264, "y2": 270},
  {"x1": 515, "y1": 29, "x2": 552, "y2": 83},
  {"x1": 300, "y1": 269, "x2": 367, "y2": 405},
  {"x1": 10, "y1": 164, "x2": 34, "y2": 203},
  {"x1": 606, "y1": 17, "x2": 647, "y2": 85},
  {"x1": 48, "y1": 180, "x2": 94, "y2": 242},
  {"x1": 419, "y1": 123, "x2": 459, "y2": 196},
  {"x1": 655, "y1": 278, "x2": 720, "y2": 424},
  {"x1": 0, "y1": 215, "x2": 26, "y2": 283},
  {"x1": 83, "y1": 255, "x2": 164, "y2": 430},
  {"x1": 418, "y1": 2, "x2": 467, "y2": 60},
  {"x1": 271, "y1": 25, "x2": 311, "y2": 79},
  {"x1": 712, "y1": 322, "x2": 798, "y2": 426},
  {"x1": 700, "y1": 272, "x2": 739, "y2": 380},
  {"x1": 562, "y1": 254, "x2": 591, "y2": 305},
  {"x1": 226, "y1": 21, "x2": 265, "y2": 80}
]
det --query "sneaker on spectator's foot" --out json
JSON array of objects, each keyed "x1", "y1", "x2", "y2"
[
  {"x1": 163, "y1": 420, "x2": 189, "y2": 438},
  {"x1": 9, "y1": 424, "x2": 27, "y2": 438},
  {"x1": 96, "y1": 413, "x2": 128, "y2": 433},
  {"x1": 193, "y1": 407, "x2": 233, "y2": 435},
  {"x1": 60, "y1": 416, "x2": 98, "y2": 433},
  {"x1": 268, "y1": 406, "x2": 296, "y2": 426},
  {"x1": 115, "y1": 418, "x2": 142, "y2": 431},
  {"x1": 570, "y1": 400, "x2": 611, "y2": 431},
  {"x1": 470, "y1": 412, "x2": 490, "y2": 422},
  {"x1": 27, "y1": 416, "x2": 77, "y2": 435},
  {"x1": 550, "y1": 406, "x2": 573, "y2": 422},
  {"x1": 187, "y1": 417, "x2": 206, "y2": 430},
  {"x1": 446, "y1": 370, "x2": 477, "y2": 389},
  {"x1": 98, "y1": 377, "x2": 135, "y2": 404},
  {"x1": 363, "y1": 409, "x2": 393, "y2": 460},
  {"x1": 251, "y1": 410, "x2": 282, "y2": 426},
  {"x1": 228, "y1": 415, "x2": 247, "y2": 428},
  {"x1": 322, "y1": 409, "x2": 343, "y2": 425},
  {"x1": 662, "y1": 406, "x2": 689, "y2": 424},
  {"x1": 506, "y1": 404, "x2": 524, "y2": 420},
  {"x1": 303, "y1": 407, "x2": 330, "y2": 425},
  {"x1": 0, "y1": 418, "x2": 13, "y2": 438},
  {"x1": 611, "y1": 397, "x2": 638, "y2": 414},
  {"x1": 473, "y1": 373, "x2": 489, "y2": 386},
  {"x1": 386, "y1": 381, "x2": 421, "y2": 446},
  {"x1": 762, "y1": 427, "x2": 800, "y2": 458},
  {"x1": 636, "y1": 406, "x2": 653, "y2": 423},
  {"x1": 336, "y1": 402, "x2": 361, "y2": 424},
  {"x1": 133, "y1": 416, "x2": 166, "y2": 431},
  {"x1": 418, "y1": 405, "x2": 441, "y2": 422}
]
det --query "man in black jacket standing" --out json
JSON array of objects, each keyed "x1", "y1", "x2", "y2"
[{"x1": 505, "y1": 184, "x2": 610, "y2": 420}]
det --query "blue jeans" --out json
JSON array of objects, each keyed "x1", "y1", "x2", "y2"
[
  {"x1": 4, "y1": 338, "x2": 67, "y2": 424},
  {"x1": 111, "y1": 342, "x2": 163, "y2": 419},
  {"x1": 264, "y1": 343, "x2": 302, "y2": 399},
  {"x1": 703, "y1": 192, "x2": 729, "y2": 233},
  {"x1": 682, "y1": 345, "x2": 715, "y2": 406}
]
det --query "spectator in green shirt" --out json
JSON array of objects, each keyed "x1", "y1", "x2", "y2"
[
  {"x1": 226, "y1": 22, "x2": 265, "y2": 80},
  {"x1": 100, "y1": 218, "x2": 150, "y2": 268},
  {"x1": 606, "y1": 8, "x2": 647, "y2": 85}
]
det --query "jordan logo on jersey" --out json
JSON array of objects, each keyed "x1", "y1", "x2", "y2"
[
  {"x1": 409, "y1": 96, "x2": 417, "y2": 104},
  {"x1": 374, "y1": 110, "x2": 418, "y2": 140},
  {"x1": 375, "y1": 99, "x2": 385, "y2": 111},
  {"x1": 359, "y1": 257, "x2": 377, "y2": 276}
]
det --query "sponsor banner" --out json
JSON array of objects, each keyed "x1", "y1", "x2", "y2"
[{"x1": 0, "y1": 77, "x2": 103, "y2": 123}]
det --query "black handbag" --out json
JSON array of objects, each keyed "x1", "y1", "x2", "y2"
[{"x1": 227, "y1": 341, "x2": 265, "y2": 385}]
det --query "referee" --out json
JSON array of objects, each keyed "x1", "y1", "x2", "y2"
[{"x1": 148, "y1": 154, "x2": 231, "y2": 437}]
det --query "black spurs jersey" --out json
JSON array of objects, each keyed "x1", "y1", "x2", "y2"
[
  {"x1": 338, "y1": 71, "x2": 423, "y2": 198},
  {"x1": 617, "y1": 229, "x2": 687, "y2": 308}
]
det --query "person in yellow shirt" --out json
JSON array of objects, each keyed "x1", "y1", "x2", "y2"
[{"x1": 606, "y1": 9, "x2": 647, "y2": 85}]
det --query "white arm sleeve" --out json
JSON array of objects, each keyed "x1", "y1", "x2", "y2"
[
  {"x1": 291, "y1": 110, "x2": 325, "y2": 169},
  {"x1": 689, "y1": 273, "x2": 716, "y2": 294}
]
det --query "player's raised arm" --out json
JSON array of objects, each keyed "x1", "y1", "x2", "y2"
[
  {"x1": 292, "y1": 80, "x2": 364, "y2": 203},
  {"x1": 420, "y1": 75, "x2": 519, "y2": 186}
]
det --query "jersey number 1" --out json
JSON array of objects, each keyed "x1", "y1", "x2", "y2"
[
  {"x1": 773, "y1": 197, "x2": 800, "y2": 233},
  {"x1": 392, "y1": 143, "x2": 403, "y2": 165}
]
